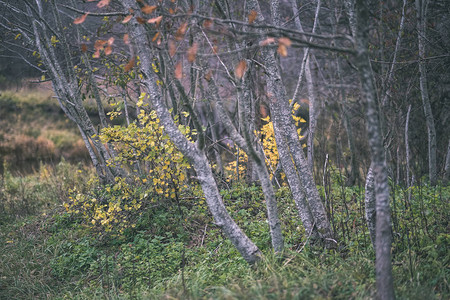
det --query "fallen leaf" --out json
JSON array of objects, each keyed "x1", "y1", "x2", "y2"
[
  {"x1": 152, "y1": 32, "x2": 160, "y2": 42},
  {"x1": 248, "y1": 10, "x2": 257, "y2": 24},
  {"x1": 97, "y1": 0, "x2": 110, "y2": 8},
  {"x1": 147, "y1": 15, "x2": 163, "y2": 25},
  {"x1": 104, "y1": 46, "x2": 112, "y2": 55},
  {"x1": 175, "y1": 22, "x2": 187, "y2": 40},
  {"x1": 259, "y1": 37, "x2": 276, "y2": 46},
  {"x1": 136, "y1": 17, "x2": 146, "y2": 24},
  {"x1": 81, "y1": 43, "x2": 87, "y2": 53},
  {"x1": 107, "y1": 37, "x2": 115, "y2": 45},
  {"x1": 169, "y1": 40, "x2": 176, "y2": 57},
  {"x1": 123, "y1": 34, "x2": 130, "y2": 45},
  {"x1": 277, "y1": 44, "x2": 288, "y2": 57},
  {"x1": 203, "y1": 19, "x2": 213, "y2": 28},
  {"x1": 278, "y1": 37, "x2": 292, "y2": 47},
  {"x1": 94, "y1": 39, "x2": 107, "y2": 50}
]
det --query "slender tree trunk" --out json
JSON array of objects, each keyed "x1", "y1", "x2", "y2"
[
  {"x1": 120, "y1": 0, "x2": 261, "y2": 263},
  {"x1": 416, "y1": 0, "x2": 437, "y2": 185},
  {"x1": 405, "y1": 105, "x2": 412, "y2": 200},
  {"x1": 365, "y1": 162, "x2": 376, "y2": 248},
  {"x1": 352, "y1": 0, "x2": 395, "y2": 298},
  {"x1": 444, "y1": 140, "x2": 450, "y2": 183}
]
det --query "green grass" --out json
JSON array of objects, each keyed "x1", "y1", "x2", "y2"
[{"x1": 1, "y1": 163, "x2": 449, "y2": 299}]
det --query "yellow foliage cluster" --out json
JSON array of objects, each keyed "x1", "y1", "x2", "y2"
[{"x1": 64, "y1": 107, "x2": 190, "y2": 234}]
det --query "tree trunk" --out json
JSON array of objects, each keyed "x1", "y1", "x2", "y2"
[
  {"x1": 365, "y1": 162, "x2": 376, "y2": 248},
  {"x1": 416, "y1": 0, "x2": 437, "y2": 185},
  {"x1": 352, "y1": 0, "x2": 395, "y2": 298}
]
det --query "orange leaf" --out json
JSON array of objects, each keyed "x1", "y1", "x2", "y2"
[
  {"x1": 235, "y1": 60, "x2": 247, "y2": 79},
  {"x1": 141, "y1": 5, "x2": 157, "y2": 14},
  {"x1": 203, "y1": 19, "x2": 213, "y2": 28},
  {"x1": 136, "y1": 17, "x2": 146, "y2": 24},
  {"x1": 73, "y1": 13, "x2": 88, "y2": 25},
  {"x1": 174, "y1": 62, "x2": 182, "y2": 79},
  {"x1": 259, "y1": 37, "x2": 276, "y2": 46},
  {"x1": 168, "y1": 40, "x2": 176, "y2": 57},
  {"x1": 94, "y1": 39, "x2": 107, "y2": 50},
  {"x1": 81, "y1": 43, "x2": 87, "y2": 53},
  {"x1": 175, "y1": 22, "x2": 187, "y2": 40},
  {"x1": 104, "y1": 46, "x2": 112, "y2": 55},
  {"x1": 93, "y1": 50, "x2": 100, "y2": 58},
  {"x1": 147, "y1": 15, "x2": 163, "y2": 25},
  {"x1": 277, "y1": 44, "x2": 288, "y2": 57},
  {"x1": 248, "y1": 10, "x2": 257, "y2": 24},
  {"x1": 107, "y1": 37, "x2": 115, "y2": 45},
  {"x1": 278, "y1": 37, "x2": 292, "y2": 47},
  {"x1": 187, "y1": 43, "x2": 198, "y2": 62},
  {"x1": 97, "y1": 0, "x2": 110, "y2": 8},
  {"x1": 152, "y1": 32, "x2": 160, "y2": 42},
  {"x1": 124, "y1": 57, "x2": 135, "y2": 72},
  {"x1": 122, "y1": 15, "x2": 133, "y2": 24},
  {"x1": 169, "y1": 8, "x2": 175, "y2": 14},
  {"x1": 123, "y1": 34, "x2": 130, "y2": 45},
  {"x1": 204, "y1": 70, "x2": 212, "y2": 81}
]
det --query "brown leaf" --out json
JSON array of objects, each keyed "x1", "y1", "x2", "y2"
[
  {"x1": 277, "y1": 44, "x2": 288, "y2": 57},
  {"x1": 81, "y1": 43, "x2": 87, "y2": 53},
  {"x1": 248, "y1": 10, "x2": 257, "y2": 24},
  {"x1": 123, "y1": 34, "x2": 130, "y2": 45},
  {"x1": 136, "y1": 17, "x2": 146, "y2": 24},
  {"x1": 168, "y1": 40, "x2": 176, "y2": 57},
  {"x1": 169, "y1": 8, "x2": 175, "y2": 14},
  {"x1": 235, "y1": 60, "x2": 247, "y2": 79},
  {"x1": 122, "y1": 15, "x2": 133, "y2": 24},
  {"x1": 97, "y1": 0, "x2": 110, "y2": 8},
  {"x1": 104, "y1": 46, "x2": 112, "y2": 55},
  {"x1": 203, "y1": 19, "x2": 213, "y2": 28},
  {"x1": 94, "y1": 39, "x2": 107, "y2": 50},
  {"x1": 278, "y1": 37, "x2": 292, "y2": 47},
  {"x1": 124, "y1": 57, "x2": 135, "y2": 72},
  {"x1": 107, "y1": 37, "x2": 115, "y2": 45},
  {"x1": 73, "y1": 13, "x2": 88, "y2": 25},
  {"x1": 174, "y1": 62, "x2": 182, "y2": 79},
  {"x1": 147, "y1": 15, "x2": 163, "y2": 25},
  {"x1": 142, "y1": 5, "x2": 157, "y2": 14},
  {"x1": 204, "y1": 70, "x2": 212, "y2": 81},
  {"x1": 152, "y1": 32, "x2": 160, "y2": 42},
  {"x1": 175, "y1": 22, "x2": 188, "y2": 40},
  {"x1": 259, "y1": 37, "x2": 276, "y2": 46},
  {"x1": 187, "y1": 43, "x2": 198, "y2": 62}
]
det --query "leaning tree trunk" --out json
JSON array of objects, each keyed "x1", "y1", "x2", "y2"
[
  {"x1": 351, "y1": 0, "x2": 395, "y2": 298},
  {"x1": 120, "y1": 0, "x2": 261, "y2": 264},
  {"x1": 416, "y1": 0, "x2": 437, "y2": 186}
]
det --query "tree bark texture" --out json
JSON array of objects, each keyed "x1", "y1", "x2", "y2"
[{"x1": 365, "y1": 162, "x2": 376, "y2": 248}]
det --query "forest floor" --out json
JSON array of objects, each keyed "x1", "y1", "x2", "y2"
[{"x1": 0, "y1": 90, "x2": 449, "y2": 299}]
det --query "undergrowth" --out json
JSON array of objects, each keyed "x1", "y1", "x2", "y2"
[{"x1": 1, "y1": 162, "x2": 448, "y2": 299}]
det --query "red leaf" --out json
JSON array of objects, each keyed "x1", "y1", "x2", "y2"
[
  {"x1": 141, "y1": 5, "x2": 157, "y2": 14},
  {"x1": 107, "y1": 37, "x2": 115, "y2": 45},
  {"x1": 94, "y1": 39, "x2": 107, "y2": 50},
  {"x1": 235, "y1": 60, "x2": 247, "y2": 79},
  {"x1": 123, "y1": 34, "x2": 130, "y2": 45},
  {"x1": 104, "y1": 46, "x2": 112, "y2": 55},
  {"x1": 73, "y1": 13, "x2": 88, "y2": 25}
]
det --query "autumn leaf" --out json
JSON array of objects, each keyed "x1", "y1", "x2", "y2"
[
  {"x1": 278, "y1": 37, "x2": 292, "y2": 47},
  {"x1": 124, "y1": 57, "x2": 135, "y2": 72},
  {"x1": 104, "y1": 46, "x2": 112, "y2": 55},
  {"x1": 175, "y1": 22, "x2": 188, "y2": 40},
  {"x1": 93, "y1": 50, "x2": 100, "y2": 58},
  {"x1": 81, "y1": 44, "x2": 87, "y2": 53},
  {"x1": 141, "y1": 5, "x2": 157, "y2": 14},
  {"x1": 97, "y1": 0, "x2": 110, "y2": 8},
  {"x1": 123, "y1": 34, "x2": 130, "y2": 45},
  {"x1": 169, "y1": 8, "x2": 175, "y2": 14},
  {"x1": 204, "y1": 70, "x2": 212, "y2": 81},
  {"x1": 277, "y1": 44, "x2": 288, "y2": 57},
  {"x1": 147, "y1": 15, "x2": 163, "y2": 25},
  {"x1": 259, "y1": 37, "x2": 276, "y2": 46},
  {"x1": 235, "y1": 60, "x2": 247, "y2": 79},
  {"x1": 187, "y1": 43, "x2": 198, "y2": 62},
  {"x1": 73, "y1": 13, "x2": 88, "y2": 25},
  {"x1": 122, "y1": 15, "x2": 133, "y2": 24},
  {"x1": 248, "y1": 10, "x2": 257, "y2": 24},
  {"x1": 136, "y1": 17, "x2": 146, "y2": 24},
  {"x1": 152, "y1": 32, "x2": 160, "y2": 42},
  {"x1": 174, "y1": 62, "x2": 182, "y2": 79},
  {"x1": 168, "y1": 40, "x2": 176, "y2": 57},
  {"x1": 94, "y1": 39, "x2": 107, "y2": 50},
  {"x1": 108, "y1": 37, "x2": 115, "y2": 45},
  {"x1": 203, "y1": 19, "x2": 213, "y2": 28}
]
